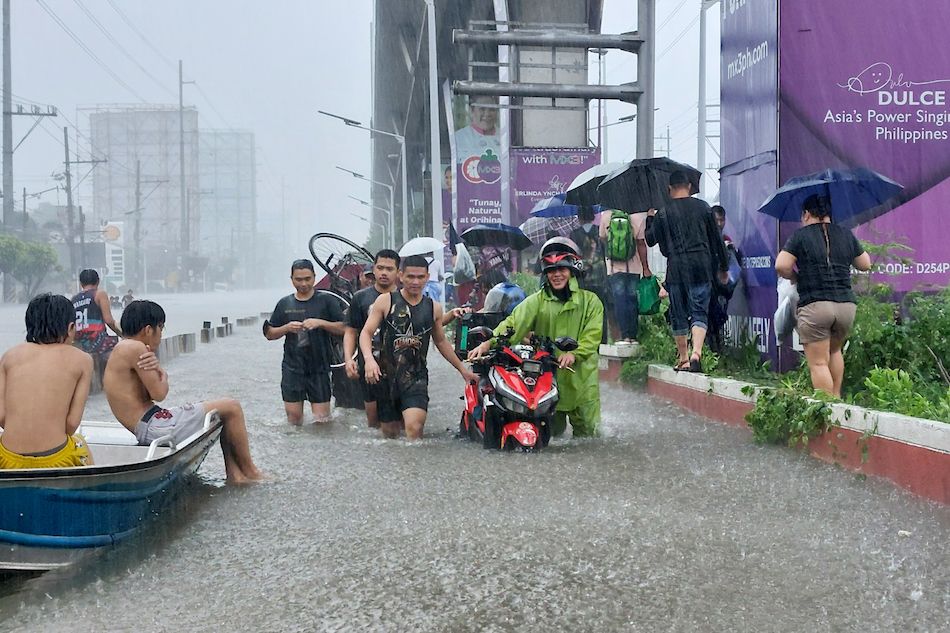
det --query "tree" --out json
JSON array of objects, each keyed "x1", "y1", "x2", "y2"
[
  {"x1": 0, "y1": 234, "x2": 23, "y2": 277},
  {"x1": 12, "y1": 241, "x2": 59, "y2": 298}
]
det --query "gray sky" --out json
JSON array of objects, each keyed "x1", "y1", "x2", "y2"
[{"x1": 8, "y1": 0, "x2": 717, "y2": 254}]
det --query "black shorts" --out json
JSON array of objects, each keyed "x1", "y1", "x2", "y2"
[
  {"x1": 360, "y1": 377, "x2": 383, "y2": 404},
  {"x1": 376, "y1": 379, "x2": 429, "y2": 424},
  {"x1": 281, "y1": 370, "x2": 332, "y2": 404}
]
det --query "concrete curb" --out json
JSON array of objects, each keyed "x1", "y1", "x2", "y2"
[{"x1": 645, "y1": 364, "x2": 950, "y2": 504}]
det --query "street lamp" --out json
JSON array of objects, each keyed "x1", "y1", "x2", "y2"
[
  {"x1": 349, "y1": 212, "x2": 387, "y2": 242},
  {"x1": 335, "y1": 165, "x2": 394, "y2": 245},
  {"x1": 318, "y1": 109, "x2": 409, "y2": 243}
]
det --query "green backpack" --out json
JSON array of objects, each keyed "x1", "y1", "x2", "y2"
[{"x1": 606, "y1": 210, "x2": 634, "y2": 261}]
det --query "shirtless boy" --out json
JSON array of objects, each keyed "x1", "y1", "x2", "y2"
[
  {"x1": 0, "y1": 293, "x2": 94, "y2": 469},
  {"x1": 103, "y1": 300, "x2": 262, "y2": 484}
]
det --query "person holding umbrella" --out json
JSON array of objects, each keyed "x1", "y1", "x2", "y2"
[
  {"x1": 775, "y1": 194, "x2": 871, "y2": 397},
  {"x1": 645, "y1": 171, "x2": 728, "y2": 372}
]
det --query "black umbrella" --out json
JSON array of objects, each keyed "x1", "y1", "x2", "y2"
[
  {"x1": 460, "y1": 223, "x2": 533, "y2": 251},
  {"x1": 596, "y1": 158, "x2": 702, "y2": 212},
  {"x1": 563, "y1": 162, "x2": 626, "y2": 207}
]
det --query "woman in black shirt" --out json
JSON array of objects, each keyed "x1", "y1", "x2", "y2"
[{"x1": 775, "y1": 194, "x2": 871, "y2": 397}]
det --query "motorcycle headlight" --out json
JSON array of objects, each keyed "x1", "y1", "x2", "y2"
[{"x1": 498, "y1": 395, "x2": 530, "y2": 416}]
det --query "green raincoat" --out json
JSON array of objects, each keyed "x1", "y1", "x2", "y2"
[{"x1": 492, "y1": 276, "x2": 604, "y2": 436}]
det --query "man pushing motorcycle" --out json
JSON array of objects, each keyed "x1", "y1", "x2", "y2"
[{"x1": 468, "y1": 237, "x2": 604, "y2": 437}]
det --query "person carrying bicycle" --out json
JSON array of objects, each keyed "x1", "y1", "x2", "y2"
[
  {"x1": 468, "y1": 237, "x2": 604, "y2": 438},
  {"x1": 263, "y1": 259, "x2": 346, "y2": 425}
]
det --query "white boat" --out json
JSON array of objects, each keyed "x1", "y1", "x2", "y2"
[{"x1": 0, "y1": 411, "x2": 222, "y2": 572}]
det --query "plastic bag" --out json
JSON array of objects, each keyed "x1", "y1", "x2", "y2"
[
  {"x1": 638, "y1": 275, "x2": 661, "y2": 315},
  {"x1": 452, "y1": 244, "x2": 476, "y2": 284},
  {"x1": 774, "y1": 278, "x2": 799, "y2": 344}
]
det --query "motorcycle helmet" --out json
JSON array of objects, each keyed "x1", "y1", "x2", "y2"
[
  {"x1": 539, "y1": 237, "x2": 584, "y2": 275},
  {"x1": 483, "y1": 281, "x2": 527, "y2": 317}
]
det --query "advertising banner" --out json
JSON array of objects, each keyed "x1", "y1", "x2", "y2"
[
  {"x1": 452, "y1": 95, "x2": 504, "y2": 229},
  {"x1": 509, "y1": 147, "x2": 600, "y2": 226},
  {"x1": 779, "y1": 0, "x2": 950, "y2": 291},
  {"x1": 719, "y1": 0, "x2": 779, "y2": 355}
]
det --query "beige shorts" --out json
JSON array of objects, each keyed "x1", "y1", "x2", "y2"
[
  {"x1": 796, "y1": 301, "x2": 856, "y2": 344},
  {"x1": 134, "y1": 403, "x2": 207, "y2": 446}
]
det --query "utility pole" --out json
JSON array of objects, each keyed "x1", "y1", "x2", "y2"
[
  {"x1": 64, "y1": 127, "x2": 76, "y2": 276},
  {"x1": 20, "y1": 187, "x2": 25, "y2": 233},
  {"x1": 134, "y1": 159, "x2": 142, "y2": 289},
  {"x1": 637, "y1": 0, "x2": 656, "y2": 158},
  {"x1": 281, "y1": 177, "x2": 286, "y2": 249},
  {"x1": 178, "y1": 60, "x2": 194, "y2": 255},
  {"x1": 2, "y1": 0, "x2": 11, "y2": 231},
  {"x1": 62, "y1": 127, "x2": 106, "y2": 279}
]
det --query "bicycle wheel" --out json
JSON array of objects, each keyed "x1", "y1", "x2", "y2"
[
  {"x1": 309, "y1": 232, "x2": 373, "y2": 300},
  {"x1": 315, "y1": 289, "x2": 353, "y2": 369}
]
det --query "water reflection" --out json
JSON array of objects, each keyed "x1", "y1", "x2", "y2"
[{"x1": 0, "y1": 317, "x2": 948, "y2": 631}]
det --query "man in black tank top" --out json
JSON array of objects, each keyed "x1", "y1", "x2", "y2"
[
  {"x1": 343, "y1": 249, "x2": 401, "y2": 428},
  {"x1": 360, "y1": 255, "x2": 478, "y2": 439}
]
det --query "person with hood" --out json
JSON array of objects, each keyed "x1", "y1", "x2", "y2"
[{"x1": 468, "y1": 237, "x2": 604, "y2": 438}]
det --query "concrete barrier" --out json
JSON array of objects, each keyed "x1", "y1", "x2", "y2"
[
  {"x1": 598, "y1": 342, "x2": 640, "y2": 382},
  {"x1": 237, "y1": 316, "x2": 259, "y2": 327},
  {"x1": 215, "y1": 325, "x2": 227, "y2": 338},
  {"x1": 226, "y1": 323, "x2": 233, "y2": 336},
  {"x1": 645, "y1": 364, "x2": 950, "y2": 505},
  {"x1": 221, "y1": 317, "x2": 229, "y2": 324},
  {"x1": 181, "y1": 332, "x2": 197, "y2": 353},
  {"x1": 260, "y1": 312, "x2": 271, "y2": 320},
  {"x1": 201, "y1": 328, "x2": 214, "y2": 343}
]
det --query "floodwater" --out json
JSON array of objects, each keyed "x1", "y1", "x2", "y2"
[{"x1": 1, "y1": 292, "x2": 948, "y2": 632}]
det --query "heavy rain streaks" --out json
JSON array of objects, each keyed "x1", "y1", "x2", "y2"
[{"x1": 0, "y1": 293, "x2": 947, "y2": 632}]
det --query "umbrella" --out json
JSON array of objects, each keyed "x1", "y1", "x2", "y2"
[
  {"x1": 564, "y1": 162, "x2": 626, "y2": 207},
  {"x1": 399, "y1": 236, "x2": 444, "y2": 257},
  {"x1": 756, "y1": 167, "x2": 903, "y2": 227},
  {"x1": 530, "y1": 193, "x2": 578, "y2": 218},
  {"x1": 460, "y1": 223, "x2": 533, "y2": 251},
  {"x1": 519, "y1": 215, "x2": 581, "y2": 244},
  {"x1": 596, "y1": 158, "x2": 702, "y2": 213}
]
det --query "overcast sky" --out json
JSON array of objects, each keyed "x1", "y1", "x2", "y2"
[{"x1": 8, "y1": 1, "x2": 718, "y2": 254}]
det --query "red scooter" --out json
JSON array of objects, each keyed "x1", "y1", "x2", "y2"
[{"x1": 460, "y1": 326, "x2": 578, "y2": 451}]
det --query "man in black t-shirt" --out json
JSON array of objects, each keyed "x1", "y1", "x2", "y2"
[
  {"x1": 343, "y1": 249, "x2": 401, "y2": 428},
  {"x1": 646, "y1": 171, "x2": 728, "y2": 373},
  {"x1": 264, "y1": 259, "x2": 345, "y2": 425}
]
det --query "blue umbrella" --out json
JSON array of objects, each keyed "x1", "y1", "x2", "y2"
[
  {"x1": 757, "y1": 167, "x2": 903, "y2": 227},
  {"x1": 530, "y1": 193, "x2": 602, "y2": 218}
]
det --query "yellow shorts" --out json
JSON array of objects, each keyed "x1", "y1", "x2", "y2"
[{"x1": 0, "y1": 434, "x2": 92, "y2": 469}]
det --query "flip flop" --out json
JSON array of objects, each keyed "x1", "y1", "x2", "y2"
[
  {"x1": 673, "y1": 360, "x2": 690, "y2": 372},
  {"x1": 689, "y1": 356, "x2": 702, "y2": 373}
]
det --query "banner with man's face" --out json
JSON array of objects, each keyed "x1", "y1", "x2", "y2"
[{"x1": 452, "y1": 96, "x2": 503, "y2": 228}]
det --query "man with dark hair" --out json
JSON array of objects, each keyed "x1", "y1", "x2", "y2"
[
  {"x1": 71, "y1": 268, "x2": 121, "y2": 356},
  {"x1": 0, "y1": 293, "x2": 94, "y2": 469},
  {"x1": 104, "y1": 300, "x2": 263, "y2": 484},
  {"x1": 645, "y1": 170, "x2": 729, "y2": 372},
  {"x1": 571, "y1": 206, "x2": 609, "y2": 344},
  {"x1": 360, "y1": 254, "x2": 478, "y2": 439},
  {"x1": 264, "y1": 259, "x2": 346, "y2": 425},
  {"x1": 344, "y1": 249, "x2": 401, "y2": 428}
]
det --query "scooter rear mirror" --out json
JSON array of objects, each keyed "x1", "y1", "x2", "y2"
[
  {"x1": 554, "y1": 336, "x2": 579, "y2": 352},
  {"x1": 468, "y1": 326, "x2": 494, "y2": 345}
]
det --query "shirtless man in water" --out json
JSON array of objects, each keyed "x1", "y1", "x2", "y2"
[
  {"x1": 103, "y1": 299, "x2": 262, "y2": 484},
  {"x1": 0, "y1": 294, "x2": 94, "y2": 469}
]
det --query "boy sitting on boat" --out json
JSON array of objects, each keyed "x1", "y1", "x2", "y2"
[
  {"x1": 0, "y1": 294, "x2": 94, "y2": 469},
  {"x1": 103, "y1": 300, "x2": 263, "y2": 484}
]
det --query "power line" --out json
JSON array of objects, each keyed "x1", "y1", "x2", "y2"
[
  {"x1": 657, "y1": 0, "x2": 691, "y2": 32},
  {"x1": 105, "y1": 0, "x2": 178, "y2": 72},
  {"x1": 658, "y1": 12, "x2": 701, "y2": 60},
  {"x1": 72, "y1": 0, "x2": 176, "y2": 99},
  {"x1": 34, "y1": 0, "x2": 147, "y2": 103}
]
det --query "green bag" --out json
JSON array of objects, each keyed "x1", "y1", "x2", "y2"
[
  {"x1": 605, "y1": 210, "x2": 634, "y2": 261},
  {"x1": 638, "y1": 276, "x2": 661, "y2": 315}
]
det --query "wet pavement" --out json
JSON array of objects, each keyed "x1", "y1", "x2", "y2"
[{"x1": 1, "y1": 292, "x2": 949, "y2": 632}]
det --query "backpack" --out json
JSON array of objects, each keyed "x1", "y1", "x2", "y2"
[{"x1": 605, "y1": 210, "x2": 634, "y2": 261}]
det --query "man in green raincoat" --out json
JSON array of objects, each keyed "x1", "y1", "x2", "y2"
[{"x1": 468, "y1": 237, "x2": 604, "y2": 437}]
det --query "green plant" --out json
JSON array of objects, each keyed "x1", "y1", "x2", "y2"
[
  {"x1": 618, "y1": 308, "x2": 676, "y2": 387},
  {"x1": 856, "y1": 367, "x2": 950, "y2": 421},
  {"x1": 742, "y1": 386, "x2": 836, "y2": 447},
  {"x1": 509, "y1": 271, "x2": 539, "y2": 296}
]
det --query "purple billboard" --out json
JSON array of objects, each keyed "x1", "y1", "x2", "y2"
[
  {"x1": 719, "y1": 0, "x2": 779, "y2": 355},
  {"x1": 779, "y1": 0, "x2": 950, "y2": 291},
  {"x1": 509, "y1": 147, "x2": 600, "y2": 226}
]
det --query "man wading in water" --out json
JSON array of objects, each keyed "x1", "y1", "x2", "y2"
[{"x1": 359, "y1": 255, "x2": 477, "y2": 439}]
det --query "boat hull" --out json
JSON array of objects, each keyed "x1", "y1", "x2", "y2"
[{"x1": 0, "y1": 420, "x2": 222, "y2": 571}]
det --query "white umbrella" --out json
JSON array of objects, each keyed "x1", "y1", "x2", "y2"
[
  {"x1": 565, "y1": 161, "x2": 627, "y2": 207},
  {"x1": 399, "y1": 236, "x2": 445, "y2": 257}
]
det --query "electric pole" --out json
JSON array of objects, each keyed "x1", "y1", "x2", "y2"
[
  {"x1": 2, "y1": 0, "x2": 12, "y2": 231},
  {"x1": 134, "y1": 159, "x2": 142, "y2": 289},
  {"x1": 63, "y1": 127, "x2": 105, "y2": 279},
  {"x1": 178, "y1": 60, "x2": 194, "y2": 255}
]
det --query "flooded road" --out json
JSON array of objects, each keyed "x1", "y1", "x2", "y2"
[{"x1": 1, "y1": 293, "x2": 948, "y2": 632}]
